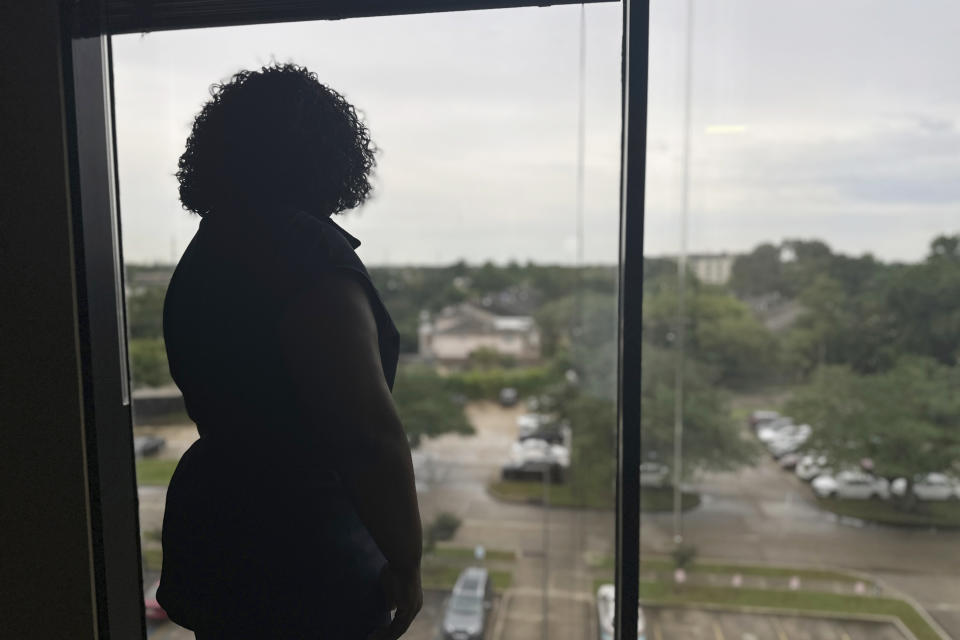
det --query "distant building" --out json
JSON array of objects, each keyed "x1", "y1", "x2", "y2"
[
  {"x1": 687, "y1": 254, "x2": 736, "y2": 286},
  {"x1": 418, "y1": 303, "x2": 541, "y2": 364}
]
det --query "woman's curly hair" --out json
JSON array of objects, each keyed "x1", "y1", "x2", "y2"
[{"x1": 177, "y1": 63, "x2": 376, "y2": 218}]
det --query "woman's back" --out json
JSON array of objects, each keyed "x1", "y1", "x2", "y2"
[{"x1": 158, "y1": 208, "x2": 398, "y2": 637}]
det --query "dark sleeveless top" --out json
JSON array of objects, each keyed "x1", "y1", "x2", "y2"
[{"x1": 157, "y1": 208, "x2": 398, "y2": 638}]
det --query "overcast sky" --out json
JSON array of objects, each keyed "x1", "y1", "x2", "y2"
[{"x1": 113, "y1": 1, "x2": 959, "y2": 266}]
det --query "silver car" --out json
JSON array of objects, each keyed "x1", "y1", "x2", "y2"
[{"x1": 441, "y1": 567, "x2": 493, "y2": 640}]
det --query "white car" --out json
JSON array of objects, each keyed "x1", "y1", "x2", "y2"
[
  {"x1": 812, "y1": 471, "x2": 889, "y2": 500},
  {"x1": 516, "y1": 413, "x2": 550, "y2": 438},
  {"x1": 891, "y1": 473, "x2": 960, "y2": 501},
  {"x1": 757, "y1": 417, "x2": 796, "y2": 443},
  {"x1": 596, "y1": 584, "x2": 645, "y2": 640},
  {"x1": 501, "y1": 438, "x2": 569, "y2": 481},
  {"x1": 795, "y1": 454, "x2": 830, "y2": 481},
  {"x1": 749, "y1": 410, "x2": 780, "y2": 431},
  {"x1": 640, "y1": 462, "x2": 670, "y2": 488},
  {"x1": 765, "y1": 424, "x2": 811, "y2": 457}
]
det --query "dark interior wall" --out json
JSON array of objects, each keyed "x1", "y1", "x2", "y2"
[{"x1": 0, "y1": 1, "x2": 98, "y2": 637}]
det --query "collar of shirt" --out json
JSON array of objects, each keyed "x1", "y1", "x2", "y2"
[{"x1": 324, "y1": 216, "x2": 361, "y2": 250}]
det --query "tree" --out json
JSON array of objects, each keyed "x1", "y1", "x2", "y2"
[
  {"x1": 730, "y1": 243, "x2": 784, "y2": 297},
  {"x1": 643, "y1": 281, "x2": 779, "y2": 389},
  {"x1": 884, "y1": 235, "x2": 960, "y2": 367},
  {"x1": 128, "y1": 338, "x2": 173, "y2": 388},
  {"x1": 553, "y1": 390, "x2": 617, "y2": 507},
  {"x1": 126, "y1": 286, "x2": 166, "y2": 340},
  {"x1": 391, "y1": 366, "x2": 475, "y2": 448},
  {"x1": 638, "y1": 345, "x2": 758, "y2": 476},
  {"x1": 786, "y1": 357, "x2": 960, "y2": 507}
]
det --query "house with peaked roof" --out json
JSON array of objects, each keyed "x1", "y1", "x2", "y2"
[{"x1": 418, "y1": 303, "x2": 541, "y2": 364}]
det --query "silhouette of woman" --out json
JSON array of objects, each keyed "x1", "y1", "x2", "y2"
[{"x1": 157, "y1": 63, "x2": 423, "y2": 639}]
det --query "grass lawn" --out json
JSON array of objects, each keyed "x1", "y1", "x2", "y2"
[
  {"x1": 142, "y1": 547, "x2": 163, "y2": 572},
  {"x1": 421, "y1": 564, "x2": 512, "y2": 592},
  {"x1": 488, "y1": 481, "x2": 701, "y2": 512},
  {"x1": 487, "y1": 480, "x2": 613, "y2": 509},
  {"x1": 434, "y1": 546, "x2": 516, "y2": 563},
  {"x1": 816, "y1": 496, "x2": 960, "y2": 528},
  {"x1": 638, "y1": 557, "x2": 869, "y2": 585},
  {"x1": 639, "y1": 487, "x2": 702, "y2": 512},
  {"x1": 136, "y1": 458, "x2": 178, "y2": 486},
  {"x1": 639, "y1": 582, "x2": 941, "y2": 640}
]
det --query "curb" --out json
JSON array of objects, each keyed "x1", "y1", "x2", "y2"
[
  {"x1": 636, "y1": 555, "x2": 952, "y2": 640},
  {"x1": 846, "y1": 570, "x2": 953, "y2": 640},
  {"x1": 639, "y1": 600, "x2": 917, "y2": 640}
]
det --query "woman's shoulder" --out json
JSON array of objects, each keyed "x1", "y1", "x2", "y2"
[{"x1": 276, "y1": 210, "x2": 360, "y2": 275}]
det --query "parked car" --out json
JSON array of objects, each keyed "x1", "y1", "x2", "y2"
[
  {"x1": 501, "y1": 438, "x2": 569, "y2": 482},
  {"x1": 498, "y1": 387, "x2": 519, "y2": 407},
  {"x1": 133, "y1": 435, "x2": 166, "y2": 458},
  {"x1": 756, "y1": 417, "x2": 795, "y2": 443},
  {"x1": 640, "y1": 462, "x2": 670, "y2": 488},
  {"x1": 596, "y1": 583, "x2": 645, "y2": 640},
  {"x1": 516, "y1": 413, "x2": 550, "y2": 438},
  {"x1": 778, "y1": 452, "x2": 802, "y2": 470},
  {"x1": 144, "y1": 579, "x2": 167, "y2": 621},
  {"x1": 891, "y1": 473, "x2": 960, "y2": 501},
  {"x1": 765, "y1": 424, "x2": 811, "y2": 458},
  {"x1": 795, "y1": 454, "x2": 830, "y2": 481},
  {"x1": 441, "y1": 567, "x2": 493, "y2": 640},
  {"x1": 812, "y1": 471, "x2": 889, "y2": 500},
  {"x1": 749, "y1": 410, "x2": 780, "y2": 432}
]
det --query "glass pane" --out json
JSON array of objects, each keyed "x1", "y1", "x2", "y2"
[
  {"x1": 113, "y1": 6, "x2": 623, "y2": 638},
  {"x1": 643, "y1": 1, "x2": 959, "y2": 638}
]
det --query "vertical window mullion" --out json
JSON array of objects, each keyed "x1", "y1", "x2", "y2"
[{"x1": 616, "y1": 0, "x2": 647, "y2": 637}]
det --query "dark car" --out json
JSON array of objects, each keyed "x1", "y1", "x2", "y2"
[
  {"x1": 441, "y1": 567, "x2": 493, "y2": 640},
  {"x1": 133, "y1": 435, "x2": 166, "y2": 458},
  {"x1": 498, "y1": 387, "x2": 519, "y2": 407}
]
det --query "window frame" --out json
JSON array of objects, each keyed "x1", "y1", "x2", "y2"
[{"x1": 62, "y1": 1, "x2": 646, "y2": 638}]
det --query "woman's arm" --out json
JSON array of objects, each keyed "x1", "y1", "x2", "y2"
[{"x1": 279, "y1": 270, "x2": 422, "y2": 637}]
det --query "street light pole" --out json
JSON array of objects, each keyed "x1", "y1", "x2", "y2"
[
  {"x1": 541, "y1": 464, "x2": 550, "y2": 640},
  {"x1": 673, "y1": 0, "x2": 695, "y2": 547}
]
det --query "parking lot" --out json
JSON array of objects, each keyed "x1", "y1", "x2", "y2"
[{"x1": 643, "y1": 607, "x2": 907, "y2": 640}]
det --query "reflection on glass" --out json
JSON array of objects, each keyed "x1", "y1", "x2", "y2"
[
  {"x1": 642, "y1": 2, "x2": 960, "y2": 639},
  {"x1": 115, "y1": 5, "x2": 621, "y2": 639}
]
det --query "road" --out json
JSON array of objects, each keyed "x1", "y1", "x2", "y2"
[
  {"x1": 654, "y1": 457, "x2": 960, "y2": 637},
  {"x1": 137, "y1": 402, "x2": 960, "y2": 639}
]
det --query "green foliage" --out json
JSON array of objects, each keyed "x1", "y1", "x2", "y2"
[
  {"x1": 136, "y1": 457, "x2": 178, "y2": 486},
  {"x1": 368, "y1": 263, "x2": 617, "y2": 355},
  {"x1": 392, "y1": 366, "x2": 474, "y2": 448},
  {"x1": 535, "y1": 292, "x2": 618, "y2": 398},
  {"x1": 466, "y1": 346, "x2": 517, "y2": 369},
  {"x1": 639, "y1": 346, "x2": 758, "y2": 474},
  {"x1": 128, "y1": 338, "x2": 172, "y2": 389},
  {"x1": 126, "y1": 286, "x2": 166, "y2": 340},
  {"x1": 423, "y1": 511, "x2": 462, "y2": 552},
  {"x1": 558, "y1": 391, "x2": 617, "y2": 507},
  {"x1": 786, "y1": 357, "x2": 960, "y2": 481},
  {"x1": 644, "y1": 282, "x2": 778, "y2": 389},
  {"x1": 670, "y1": 544, "x2": 698, "y2": 570},
  {"x1": 884, "y1": 236, "x2": 960, "y2": 366},
  {"x1": 815, "y1": 495, "x2": 960, "y2": 528},
  {"x1": 443, "y1": 366, "x2": 561, "y2": 401},
  {"x1": 730, "y1": 243, "x2": 784, "y2": 297}
]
